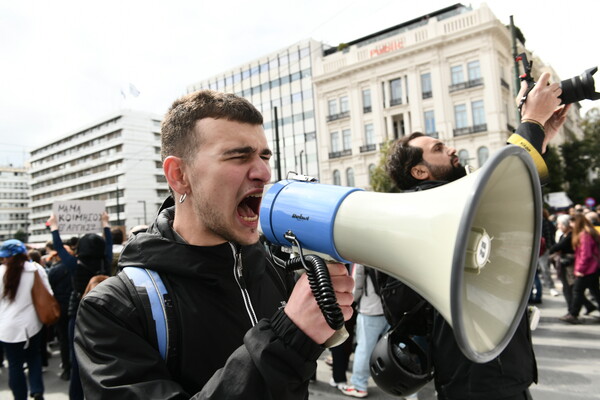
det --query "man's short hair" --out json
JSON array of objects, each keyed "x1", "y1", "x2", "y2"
[
  {"x1": 386, "y1": 132, "x2": 426, "y2": 190},
  {"x1": 161, "y1": 90, "x2": 264, "y2": 163}
]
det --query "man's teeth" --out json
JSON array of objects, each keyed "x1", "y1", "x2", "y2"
[{"x1": 241, "y1": 215, "x2": 258, "y2": 222}]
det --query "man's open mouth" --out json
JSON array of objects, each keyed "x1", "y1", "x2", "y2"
[{"x1": 237, "y1": 194, "x2": 262, "y2": 222}]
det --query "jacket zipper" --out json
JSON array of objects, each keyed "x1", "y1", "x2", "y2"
[{"x1": 230, "y1": 243, "x2": 258, "y2": 326}]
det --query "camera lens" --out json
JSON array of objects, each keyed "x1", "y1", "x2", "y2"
[{"x1": 560, "y1": 67, "x2": 600, "y2": 104}]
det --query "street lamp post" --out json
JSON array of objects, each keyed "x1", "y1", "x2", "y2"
[{"x1": 138, "y1": 200, "x2": 147, "y2": 225}]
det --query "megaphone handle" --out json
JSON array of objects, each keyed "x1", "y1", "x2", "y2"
[{"x1": 323, "y1": 326, "x2": 350, "y2": 348}]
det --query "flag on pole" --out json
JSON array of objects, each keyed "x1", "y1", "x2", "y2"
[{"x1": 129, "y1": 83, "x2": 140, "y2": 97}]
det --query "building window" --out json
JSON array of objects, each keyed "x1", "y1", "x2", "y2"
[
  {"x1": 468, "y1": 60, "x2": 481, "y2": 81},
  {"x1": 458, "y1": 150, "x2": 470, "y2": 166},
  {"x1": 454, "y1": 104, "x2": 467, "y2": 128},
  {"x1": 342, "y1": 129, "x2": 352, "y2": 151},
  {"x1": 368, "y1": 164, "x2": 376, "y2": 185},
  {"x1": 451, "y1": 65, "x2": 464, "y2": 85},
  {"x1": 333, "y1": 170, "x2": 341, "y2": 186},
  {"x1": 421, "y1": 73, "x2": 432, "y2": 99},
  {"x1": 364, "y1": 123, "x2": 375, "y2": 145},
  {"x1": 346, "y1": 168, "x2": 355, "y2": 187},
  {"x1": 362, "y1": 89, "x2": 372, "y2": 113},
  {"x1": 390, "y1": 78, "x2": 402, "y2": 106},
  {"x1": 340, "y1": 96, "x2": 349, "y2": 113},
  {"x1": 328, "y1": 99, "x2": 338, "y2": 116},
  {"x1": 472, "y1": 100, "x2": 486, "y2": 126},
  {"x1": 331, "y1": 131, "x2": 340, "y2": 152},
  {"x1": 424, "y1": 111, "x2": 436, "y2": 136},
  {"x1": 477, "y1": 146, "x2": 489, "y2": 167}
]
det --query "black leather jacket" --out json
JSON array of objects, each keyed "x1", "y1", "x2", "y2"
[{"x1": 74, "y1": 198, "x2": 322, "y2": 399}]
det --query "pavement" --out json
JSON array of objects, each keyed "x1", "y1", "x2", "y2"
[{"x1": 2, "y1": 283, "x2": 600, "y2": 399}]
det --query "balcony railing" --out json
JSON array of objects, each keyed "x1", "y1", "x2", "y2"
[
  {"x1": 359, "y1": 144, "x2": 377, "y2": 153},
  {"x1": 328, "y1": 149, "x2": 353, "y2": 159},
  {"x1": 425, "y1": 131, "x2": 439, "y2": 139},
  {"x1": 363, "y1": 106, "x2": 372, "y2": 113},
  {"x1": 327, "y1": 111, "x2": 350, "y2": 122},
  {"x1": 449, "y1": 77, "x2": 484, "y2": 93},
  {"x1": 390, "y1": 98, "x2": 403, "y2": 106},
  {"x1": 453, "y1": 123, "x2": 488, "y2": 136},
  {"x1": 500, "y1": 78, "x2": 510, "y2": 90},
  {"x1": 422, "y1": 91, "x2": 433, "y2": 99}
]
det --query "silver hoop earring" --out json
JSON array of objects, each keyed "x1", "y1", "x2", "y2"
[{"x1": 179, "y1": 193, "x2": 187, "y2": 204}]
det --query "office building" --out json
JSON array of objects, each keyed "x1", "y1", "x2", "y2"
[
  {"x1": 28, "y1": 110, "x2": 169, "y2": 242},
  {"x1": 0, "y1": 166, "x2": 30, "y2": 241},
  {"x1": 187, "y1": 39, "x2": 323, "y2": 180}
]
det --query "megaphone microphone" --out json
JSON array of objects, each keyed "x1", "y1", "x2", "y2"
[{"x1": 260, "y1": 145, "x2": 542, "y2": 363}]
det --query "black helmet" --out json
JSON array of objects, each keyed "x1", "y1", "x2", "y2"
[{"x1": 370, "y1": 328, "x2": 433, "y2": 397}]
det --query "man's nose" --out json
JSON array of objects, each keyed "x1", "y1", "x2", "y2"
[
  {"x1": 250, "y1": 158, "x2": 272, "y2": 183},
  {"x1": 447, "y1": 146, "x2": 457, "y2": 156}
]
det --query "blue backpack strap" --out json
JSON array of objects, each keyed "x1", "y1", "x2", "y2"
[{"x1": 122, "y1": 267, "x2": 169, "y2": 361}]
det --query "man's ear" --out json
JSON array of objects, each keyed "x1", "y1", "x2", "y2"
[
  {"x1": 163, "y1": 156, "x2": 190, "y2": 196},
  {"x1": 410, "y1": 164, "x2": 431, "y2": 181}
]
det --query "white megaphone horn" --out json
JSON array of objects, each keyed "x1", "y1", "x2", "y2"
[{"x1": 259, "y1": 145, "x2": 542, "y2": 363}]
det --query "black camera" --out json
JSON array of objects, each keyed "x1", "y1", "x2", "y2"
[{"x1": 516, "y1": 52, "x2": 600, "y2": 105}]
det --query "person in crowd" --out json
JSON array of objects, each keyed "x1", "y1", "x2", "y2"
[
  {"x1": 540, "y1": 209, "x2": 559, "y2": 296},
  {"x1": 110, "y1": 227, "x2": 124, "y2": 276},
  {"x1": 42, "y1": 241, "x2": 54, "y2": 268},
  {"x1": 585, "y1": 211, "x2": 600, "y2": 235},
  {"x1": 559, "y1": 214, "x2": 600, "y2": 324},
  {"x1": 0, "y1": 239, "x2": 52, "y2": 400},
  {"x1": 73, "y1": 90, "x2": 354, "y2": 399},
  {"x1": 549, "y1": 214, "x2": 596, "y2": 315},
  {"x1": 28, "y1": 249, "x2": 53, "y2": 369},
  {"x1": 380, "y1": 72, "x2": 567, "y2": 399},
  {"x1": 328, "y1": 266, "x2": 357, "y2": 391},
  {"x1": 339, "y1": 264, "x2": 389, "y2": 398},
  {"x1": 530, "y1": 237, "x2": 545, "y2": 304},
  {"x1": 46, "y1": 212, "x2": 112, "y2": 400},
  {"x1": 47, "y1": 246, "x2": 74, "y2": 381}
]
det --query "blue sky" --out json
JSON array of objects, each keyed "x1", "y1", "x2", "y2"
[{"x1": 1, "y1": 0, "x2": 598, "y2": 167}]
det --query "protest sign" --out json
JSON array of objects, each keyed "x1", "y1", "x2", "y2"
[{"x1": 52, "y1": 201, "x2": 105, "y2": 235}]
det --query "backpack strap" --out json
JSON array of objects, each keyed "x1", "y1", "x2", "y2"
[{"x1": 122, "y1": 267, "x2": 170, "y2": 361}]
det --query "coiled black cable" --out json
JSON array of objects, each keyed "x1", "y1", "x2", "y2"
[{"x1": 283, "y1": 231, "x2": 345, "y2": 331}]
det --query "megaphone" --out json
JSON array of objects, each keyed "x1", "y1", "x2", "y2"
[{"x1": 260, "y1": 145, "x2": 542, "y2": 363}]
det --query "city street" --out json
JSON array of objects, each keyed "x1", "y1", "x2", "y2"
[{"x1": 2, "y1": 285, "x2": 599, "y2": 399}]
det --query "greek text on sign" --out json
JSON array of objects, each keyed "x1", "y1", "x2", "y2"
[{"x1": 53, "y1": 201, "x2": 105, "y2": 235}]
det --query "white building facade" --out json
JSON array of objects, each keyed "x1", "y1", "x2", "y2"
[
  {"x1": 0, "y1": 166, "x2": 30, "y2": 241},
  {"x1": 28, "y1": 110, "x2": 169, "y2": 242},
  {"x1": 311, "y1": 3, "x2": 582, "y2": 189},
  {"x1": 187, "y1": 39, "x2": 323, "y2": 180}
]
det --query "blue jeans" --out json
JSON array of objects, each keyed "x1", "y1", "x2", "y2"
[
  {"x1": 2, "y1": 330, "x2": 44, "y2": 400},
  {"x1": 350, "y1": 313, "x2": 390, "y2": 391}
]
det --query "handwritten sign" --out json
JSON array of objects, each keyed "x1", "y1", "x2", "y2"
[{"x1": 52, "y1": 201, "x2": 105, "y2": 235}]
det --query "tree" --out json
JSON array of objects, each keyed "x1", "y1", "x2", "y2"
[
  {"x1": 369, "y1": 141, "x2": 400, "y2": 193},
  {"x1": 582, "y1": 107, "x2": 600, "y2": 201},
  {"x1": 14, "y1": 229, "x2": 28, "y2": 243},
  {"x1": 543, "y1": 145, "x2": 564, "y2": 194}
]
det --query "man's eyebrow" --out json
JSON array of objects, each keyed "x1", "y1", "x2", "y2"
[
  {"x1": 431, "y1": 142, "x2": 443, "y2": 151},
  {"x1": 222, "y1": 146, "x2": 272, "y2": 156},
  {"x1": 223, "y1": 146, "x2": 255, "y2": 156}
]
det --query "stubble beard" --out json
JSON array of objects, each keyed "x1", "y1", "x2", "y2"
[{"x1": 192, "y1": 195, "x2": 258, "y2": 246}]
